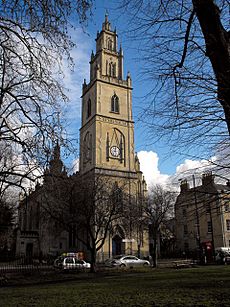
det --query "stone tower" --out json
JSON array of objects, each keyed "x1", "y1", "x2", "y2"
[
  {"x1": 79, "y1": 15, "x2": 148, "y2": 258},
  {"x1": 80, "y1": 14, "x2": 135, "y2": 178}
]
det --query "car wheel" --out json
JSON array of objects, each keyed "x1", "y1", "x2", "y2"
[
  {"x1": 120, "y1": 264, "x2": 126, "y2": 268},
  {"x1": 143, "y1": 262, "x2": 149, "y2": 267}
]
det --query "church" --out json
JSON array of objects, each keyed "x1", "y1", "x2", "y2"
[{"x1": 16, "y1": 15, "x2": 149, "y2": 261}]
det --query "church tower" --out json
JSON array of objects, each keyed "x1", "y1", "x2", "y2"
[
  {"x1": 79, "y1": 14, "x2": 136, "y2": 178},
  {"x1": 79, "y1": 15, "x2": 148, "y2": 258}
]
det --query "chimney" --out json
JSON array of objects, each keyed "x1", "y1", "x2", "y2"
[
  {"x1": 202, "y1": 172, "x2": 215, "y2": 186},
  {"x1": 180, "y1": 179, "x2": 190, "y2": 193}
]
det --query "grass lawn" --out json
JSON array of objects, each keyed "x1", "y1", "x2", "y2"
[{"x1": 0, "y1": 266, "x2": 230, "y2": 306}]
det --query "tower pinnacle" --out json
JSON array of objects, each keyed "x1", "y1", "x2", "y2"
[{"x1": 103, "y1": 12, "x2": 111, "y2": 31}]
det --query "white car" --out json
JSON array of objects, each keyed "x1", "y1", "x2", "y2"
[
  {"x1": 106, "y1": 255, "x2": 150, "y2": 268},
  {"x1": 54, "y1": 256, "x2": 91, "y2": 270}
]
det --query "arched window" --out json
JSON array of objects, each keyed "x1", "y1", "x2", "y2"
[
  {"x1": 83, "y1": 132, "x2": 92, "y2": 164},
  {"x1": 109, "y1": 62, "x2": 113, "y2": 76},
  {"x1": 111, "y1": 182, "x2": 123, "y2": 210},
  {"x1": 111, "y1": 95, "x2": 119, "y2": 113},
  {"x1": 87, "y1": 99, "x2": 91, "y2": 118},
  {"x1": 107, "y1": 38, "x2": 112, "y2": 51}
]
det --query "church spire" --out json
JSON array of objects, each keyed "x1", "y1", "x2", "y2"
[{"x1": 48, "y1": 142, "x2": 65, "y2": 176}]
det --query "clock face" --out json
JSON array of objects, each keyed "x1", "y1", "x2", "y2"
[{"x1": 110, "y1": 146, "x2": 120, "y2": 157}]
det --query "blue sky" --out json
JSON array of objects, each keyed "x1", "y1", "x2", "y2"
[{"x1": 60, "y1": 0, "x2": 227, "y2": 188}]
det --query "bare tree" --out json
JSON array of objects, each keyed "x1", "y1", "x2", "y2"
[
  {"x1": 0, "y1": 199, "x2": 15, "y2": 257},
  {"x1": 73, "y1": 175, "x2": 126, "y2": 272},
  {"x1": 0, "y1": 1, "x2": 93, "y2": 196},
  {"x1": 42, "y1": 172, "x2": 126, "y2": 273},
  {"x1": 145, "y1": 185, "x2": 175, "y2": 267},
  {"x1": 119, "y1": 1, "x2": 230, "y2": 158}
]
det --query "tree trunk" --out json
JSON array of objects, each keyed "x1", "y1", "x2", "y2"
[
  {"x1": 153, "y1": 236, "x2": 158, "y2": 268},
  {"x1": 193, "y1": 0, "x2": 230, "y2": 135},
  {"x1": 90, "y1": 247, "x2": 97, "y2": 273}
]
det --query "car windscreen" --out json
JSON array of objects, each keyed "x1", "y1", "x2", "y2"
[{"x1": 113, "y1": 255, "x2": 123, "y2": 259}]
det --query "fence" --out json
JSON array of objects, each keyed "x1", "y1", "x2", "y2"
[{"x1": 0, "y1": 256, "x2": 54, "y2": 274}]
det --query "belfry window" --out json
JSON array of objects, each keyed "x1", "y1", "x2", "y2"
[
  {"x1": 87, "y1": 99, "x2": 91, "y2": 118},
  {"x1": 108, "y1": 62, "x2": 116, "y2": 77},
  {"x1": 109, "y1": 62, "x2": 112, "y2": 76},
  {"x1": 107, "y1": 38, "x2": 113, "y2": 51},
  {"x1": 111, "y1": 95, "x2": 119, "y2": 113}
]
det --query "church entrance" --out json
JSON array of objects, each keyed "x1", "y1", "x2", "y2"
[{"x1": 112, "y1": 234, "x2": 125, "y2": 256}]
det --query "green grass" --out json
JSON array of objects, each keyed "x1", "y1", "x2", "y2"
[{"x1": 0, "y1": 266, "x2": 230, "y2": 306}]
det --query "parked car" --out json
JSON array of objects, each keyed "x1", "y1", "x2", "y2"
[
  {"x1": 215, "y1": 248, "x2": 230, "y2": 265},
  {"x1": 54, "y1": 256, "x2": 91, "y2": 270},
  {"x1": 105, "y1": 255, "x2": 150, "y2": 268}
]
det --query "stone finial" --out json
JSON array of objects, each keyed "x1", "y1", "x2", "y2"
[
  {"x1": 119, "y1": 44, "x2": 123, "y2": 56},
  {"x1": 127, "y1": 71, "x2": 132, "y2": 86},
  {"x1": 103, "y1": 11, "x2": 111, "y2": 31},
  {"x1": 135, "y1": 153, "x2": 140, "y2": 171},
  {"x1": 105, "y1": 11, "x2": 109, "y2": 22}
]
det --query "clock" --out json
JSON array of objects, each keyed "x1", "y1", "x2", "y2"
[{"x1": 110, "y1": 146, "x2": 120, "y2": 157}]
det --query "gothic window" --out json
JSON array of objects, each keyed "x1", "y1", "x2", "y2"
[
  {"x1": 112, "y1": 182, "x2": 123, "y2": 210},
  {"x1": 87, "y1": 99, "x2": 91, "y2": 118},
  {"x1": 83, "y1": 132, "x2": 92, "y2": 164},
  {"x1": 109, "y1": 62, "x2": 112, "y2": 76},
  {"x1": 207, "y1": 221, "x2": 212, "y2": 233},
  {"x1": 108, "y1": 61, "x2": 116, "y2": 77},
  {"x1": 226, "y1": 219, "x2": 230, "y2": 231},
  {"x1": 107, "y1": 38, "x2": 113, "y2": 51},
  {"x1": 111, "y1": 94, "x2": 119, "y2": 113}
]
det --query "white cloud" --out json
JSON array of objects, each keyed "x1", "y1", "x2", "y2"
[
  {"x1": 137, "y1": 150, "x2": 229, "y2": 191},
  {"x1": 71, "y1": 158, "x2": 79, "y2": 173},
  {"x1": 175, "y1": 158, "x2": 215, "y2": 175},
  {"x1": 137, "y1": 151, "x2": 170, "y2": 188}
]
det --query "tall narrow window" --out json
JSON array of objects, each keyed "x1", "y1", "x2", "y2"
[
  {"x1": 207, "y1": 221, "x2": 212, "y2": 233},
  {"x1": 112, "y1": 182, "x2": 123, "y2": 211},
  {"x1": 111, "y1": 95, "x2": 119, "y2": 113},
  {"x1": 87, "y1": 99, "x2": 91, "y2": 118},
  {"x1": 109, "y1": 62, "x2": 112, "y2": 76},
  {"x1": 226, "y1": 219, "x2": 230, "y2": 231},
  {"x1": 107, "y1": 38, "x2": 112, "y2": 51}
]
